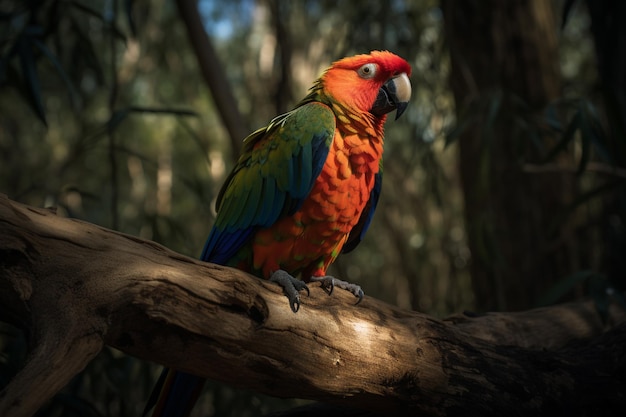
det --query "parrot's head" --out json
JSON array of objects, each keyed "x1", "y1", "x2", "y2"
[{"x1": 321, "y1": 50, "x2": 412, "y2": 121}]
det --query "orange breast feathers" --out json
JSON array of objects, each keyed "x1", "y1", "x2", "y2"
[{"x1": 251, "y1": 125, "x2": 383, "y2": 280}]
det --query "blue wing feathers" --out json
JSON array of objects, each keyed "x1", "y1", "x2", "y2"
[
  {"x1": 256, "y1": 177, "x2": 274, "y2": 226},
  {"x1": 312, "y1": 149, "x2": 327, "y2": 177},
  {"x1": 342, "y1": 170, "x2": 382, "y2": 253},
  {"x1": 311, "y1": 132, "x2": 331, "y2": 178},
  {"x1": 286, "y1": 155, "x2": 295, "y2": 193},
  {"x1": 201, "y1": 227, "x2": 253, "y2": 263},
  {"x1": 298, "y1": 142, "x2": 313, "y2": 196}
]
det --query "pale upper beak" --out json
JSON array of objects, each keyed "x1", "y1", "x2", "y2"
[{"x1": 370, "y1": 72, "x2": 412, "y2": 120}]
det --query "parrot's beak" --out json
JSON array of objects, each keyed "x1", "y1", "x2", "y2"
[{"x1": 371, "y1": 72, "x2": 412, "y2": 120}]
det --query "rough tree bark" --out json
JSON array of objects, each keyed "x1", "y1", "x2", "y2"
[{"x1": 0, "y1": 194, "x2": 625, "y2": 417}]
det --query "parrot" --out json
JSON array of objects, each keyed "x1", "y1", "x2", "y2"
[{"x1": 143, "y1": 50, "x2": 412, "y2": 417}]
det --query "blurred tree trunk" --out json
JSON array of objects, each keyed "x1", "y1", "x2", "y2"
[
  {"x1": 442, "y1": 0, "x2": 575, "y2": 311},
  {"x1": 176, "y1": 0, "x2": 247, "y2": 154},
  {"x1": 265, "y1": 0, "x2": 293, "y2": 115}
]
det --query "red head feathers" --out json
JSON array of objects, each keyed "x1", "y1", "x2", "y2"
[{"x1": 320, "y1": 50, "x2": 412, "y2": 120}]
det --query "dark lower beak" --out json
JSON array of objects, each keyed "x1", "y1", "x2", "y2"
[{"x1": 370, "y1": 73, "x2": 411, "y2": 120}]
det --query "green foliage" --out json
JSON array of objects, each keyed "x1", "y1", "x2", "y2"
[
  {"x1": 537, "y1": 95, "x2": 626, "y2": 301},
  {"x1": 0, "y1": 0, "x2": 127, "y2": 125},
  {"x1": 443, "y1": 1, "x2": 626, "y2": 311},
  {"x1": 538, "y1": 269, "x2": 626, "y2": 324}
]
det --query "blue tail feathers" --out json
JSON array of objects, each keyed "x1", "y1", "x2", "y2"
[{"x1": 143, "y1": 369, "x2": 205, "y2": 417}]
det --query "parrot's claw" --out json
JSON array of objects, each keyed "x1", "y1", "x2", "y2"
[
  {"x1": 309, "y1": 276, "x2": 364, "y2": 305},
  {"x1": 270, "y1": 270, "x2": 310, "y2": 313}
]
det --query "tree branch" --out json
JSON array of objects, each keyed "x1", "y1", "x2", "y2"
[
  {"x1": 523, "y1": 162, "x2": 626, "y2": 179},
  {"x1": 0, "y1": 194, "x2": 625, "y2": 417}
]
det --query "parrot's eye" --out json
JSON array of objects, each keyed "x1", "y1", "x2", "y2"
[{"x1": 357, "y1": 63, "x2": 378, "y2": 79}]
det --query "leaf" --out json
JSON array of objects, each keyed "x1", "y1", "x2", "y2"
[
  {"x1": 106, "y1": 108, "x2": 131, "y2": 133},
  {"x1": 589, "y1": 274, "x2": 610, "y2": 323},
  {"x1": 481, "y1": 91, "x2": 502, "y2": 148},
  {"x1": 598, "y1": 91, "x2": 626, "y2": 165},
  {"x1": 16, "y1": 35, "x2": 47, "y2": 126},
  {"x1": 32, "y1": 39, "x2": 79, "y2": 109},
  {"x1": 543, "y1": 102, "x2": 563, "y2": 132},
  {"x1": 509, "y1": 92, "x2": 530, "y2": 112},
  {"x1": 548, "y1": 180, "x2": 622, "y2": 234},
  {"x1": 69, "y1": 17, "x2": 105, "y2": 85},
  {"x1": 515, "y1": 115, "x2": 543, "y2": 152},
  {"x1": 477, "y1": 93, "x2": 500, "y2": 149},
  {"x1": 444, "y1": 114, "x2": 475, "y2": 148},
  {"x1": 541, "y1": 110, "x2": 580, "y2": 163},
  {"x1": 483, "y1": 90, "x2": 502, "y2": 138},
  {"x1": 581, "y1": 100, "x2": 611, "y2": 163},
  {"x1": 560, "y1": 0, "x2": 578, "y2": 30},
  {"x1": 611, "y1": 290, "x2": 626, "y2": 312},
  {"x1": 53, "y1": 393, "x2": 103, "y2": 417},
  {"x1": 536, "y1": 270, "x2": 598, "y2": 307},
  {"x1": 576, "y1": 108, "x2": 590, "y2": 175},
  {"x1": 177, "y1": 117, "x2": 212, "y2": 166},
  {"x1": 125, "y1": 0, "x2": 137, "y2": 36},
  {"x1": 69, "y1": 0, "x2": 127, "y2": 45},
  {"x1": 0, "y1": 41, "x2": 19, "y2": 85}
]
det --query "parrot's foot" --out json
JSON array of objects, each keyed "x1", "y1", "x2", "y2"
[
  {"x1": 270, "y1": 270, "x2": 310, "y2": 313},
  {"x1": 309, "y1": 275, "x2": 364, "y2": 304}
]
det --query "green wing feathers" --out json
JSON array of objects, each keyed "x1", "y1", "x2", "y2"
[{"x1": 202, "y1": 102, "x2": 335, "y2": 263}]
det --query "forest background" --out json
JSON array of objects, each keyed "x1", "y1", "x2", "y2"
[{"x1": 1, "y1": 0, "x2": 624, "y2": 416}]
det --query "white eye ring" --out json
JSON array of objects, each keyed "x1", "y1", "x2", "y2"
[{"x1": 357, "y1": 63, "x2": 377, "y2": 79}]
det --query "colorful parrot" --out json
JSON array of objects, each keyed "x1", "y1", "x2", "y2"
[{"x1": 144, "y1": 50, "x2": 411, "y2": 417}]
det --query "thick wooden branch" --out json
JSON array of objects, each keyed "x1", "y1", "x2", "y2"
[{"x1": 1, "y1": 194, "x2": 625, "y2": 417}]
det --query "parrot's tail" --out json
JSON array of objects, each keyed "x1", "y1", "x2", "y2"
[{"x1": 143, "y1": 368, "x2": 205, "y2": 417}]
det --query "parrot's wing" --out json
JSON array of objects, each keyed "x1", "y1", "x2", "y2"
[
  {"x1": 202, "y1": 102, "x2": 335, "y2": 263},
  {"x1": 342, "y1": 168, "x2": 382, "y2": 253}
]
